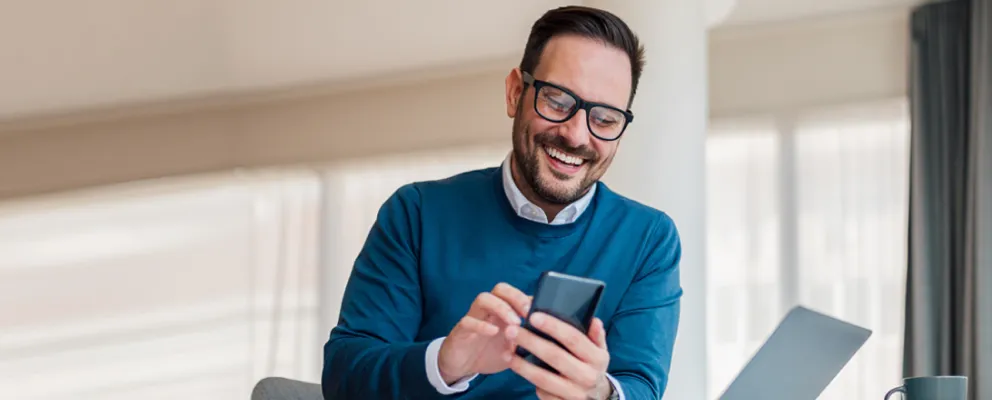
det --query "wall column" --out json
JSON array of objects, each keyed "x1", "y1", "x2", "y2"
[{"x1": 586, "y1": 1, "x2": 710, "y2": 398}]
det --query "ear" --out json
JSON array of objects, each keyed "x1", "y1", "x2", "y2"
[{"x1": 505, "y1": 68, "x2": 524, "y2": 118}]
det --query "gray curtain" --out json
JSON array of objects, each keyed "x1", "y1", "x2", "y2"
[
  {"x1": 969, "y1": 0, "x2": 992, "y2": 396},
  {"x1": 905, "y1": 0, "x2": 992, "y2": 399}
]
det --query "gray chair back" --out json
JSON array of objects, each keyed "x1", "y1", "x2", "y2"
[{"x1": 251, "y1": 377, "x2": 322, "y2": 400}]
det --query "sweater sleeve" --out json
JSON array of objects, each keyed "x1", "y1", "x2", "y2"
[
  {"x1": 321, "y1": 184, "x2": 438, "y2": 400},
  {"x1": 607, "y1": 213, "x2": 683, "y2": 399}
]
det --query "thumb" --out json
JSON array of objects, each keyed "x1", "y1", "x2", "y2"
[{"x1": 591, "y1": 318, "x2": 608, "y2": 349}]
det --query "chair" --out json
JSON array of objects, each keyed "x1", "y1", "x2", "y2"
[{"x1": 251, "y1": 377, "x2": 323, "y2": 400}]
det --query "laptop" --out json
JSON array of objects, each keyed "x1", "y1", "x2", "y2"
[{"x1": 717, "y1": 305, "x2": 873, "y2": 400}]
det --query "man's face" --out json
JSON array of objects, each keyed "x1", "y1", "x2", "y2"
[{"x1": 505, "y1": 35, "x2": 632, "y2": 205}]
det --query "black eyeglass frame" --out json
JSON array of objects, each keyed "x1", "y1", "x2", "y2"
[{"x1": 522, "y1": 71, "x2": 634, "y2": 141}]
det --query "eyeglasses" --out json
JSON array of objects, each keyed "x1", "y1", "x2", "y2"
[{"x1": 522, "y1": 71, "x2": 634, "y2": 141}]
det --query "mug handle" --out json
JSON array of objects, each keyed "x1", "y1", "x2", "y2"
[{"x1": 884, "y1": 386, "x2": 906, "y2": 399}]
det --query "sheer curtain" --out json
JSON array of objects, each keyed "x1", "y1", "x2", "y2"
[
  {"x1": 706, "y1": 99, "x2": 910, "y2": 399},
  {"x1": 0, "y1": 144, "x2": 510, "y2": 400},
  {"x1": 794, "y1": 101, "x2": 910, "y2": 399},
  {"x1": 705, "y1": 119, "x2": 783, "y2": 396},
  {"x1": 0, "y1": 169, "x2": 323, "y2": 400}
]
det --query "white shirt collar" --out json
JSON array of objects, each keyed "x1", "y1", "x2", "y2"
[{"x1": 501, "y1": 152, "x2": 596, "y2": 225}]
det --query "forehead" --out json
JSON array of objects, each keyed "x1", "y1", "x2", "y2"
[{"x1": 533, "y1": 35, "x2": 633, "y2": 109}]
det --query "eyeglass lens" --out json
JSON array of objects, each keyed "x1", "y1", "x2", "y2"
[{"x1": 535, "y1": 85, "x2": 627, "y2": 140}]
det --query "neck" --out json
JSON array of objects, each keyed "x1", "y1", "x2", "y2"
[{"x1": 510, "y1": 154, "x2": 567, "y2": 221}]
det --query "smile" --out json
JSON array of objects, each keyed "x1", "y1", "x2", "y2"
[{"x1": 543, "y1": 145, "x2": 585, "y2": 167}]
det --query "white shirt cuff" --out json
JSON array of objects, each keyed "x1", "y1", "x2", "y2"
[
  {"x1": 606, "y1": 373, "x2": 626, "y2": 400},
  {"x1": 425, "y1": 337, "x2": 478, "y2": 394}
]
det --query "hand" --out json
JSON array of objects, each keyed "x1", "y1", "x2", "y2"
[
  {"x1": 506, "y1": 313, "x2": 613, "y2": 400},
  {"x1": 437, "y1": 282, "x2": 531, "y2": 384}
]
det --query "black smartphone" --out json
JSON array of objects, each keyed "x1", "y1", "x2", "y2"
[{"x1": 515, "y1": 271, "x2": 606, "y2": 373}]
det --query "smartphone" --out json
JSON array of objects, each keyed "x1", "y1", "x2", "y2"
[{"x1": 515, "y1": 271, "x2": 606, "y2": 373}]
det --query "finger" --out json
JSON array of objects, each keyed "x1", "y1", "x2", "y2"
[
  {"x1": 510, "y1": 353, "x2": 586, "y2": 399},
  {"x1": 457, "y1": 315, "x2": 500, "y2": 336},
  {"x1": 492, "y1": 282, "x2": 532, "y2": 317},
  {"x1": 469, "y1": 292, "x2": 522, "y2": 326},
  {"x1": 535, "y1": 388, "x2": 563, "y2": 400},
  {"x1": 512, "y1": 325, "x2": 599, "y2": 390},
  {"x1": 590, "y1": 318, "x2": 608, "y2": 350},
  {"x1": 529, "y1": 312, "x2": 605, "y2": 366}
]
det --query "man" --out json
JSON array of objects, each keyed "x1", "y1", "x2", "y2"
[{"x1": 322, "y1": 5, "x2": 682, "y2": 400}]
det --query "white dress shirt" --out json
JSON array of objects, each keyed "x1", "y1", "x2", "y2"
[
  {"x1": 424, "y1": 154, "x2": 625, "y2": 399},
  {"x1": 500, "y1": 153, "x2": 596, "y2": 225}
]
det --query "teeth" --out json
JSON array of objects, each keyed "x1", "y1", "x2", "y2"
[{"x1": 544, "y1": 146, "x2": 584, "y2": 166}]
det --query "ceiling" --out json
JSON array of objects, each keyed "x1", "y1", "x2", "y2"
[{"x1": 0, "y1": 0, "x2": 921, "y2": 124}]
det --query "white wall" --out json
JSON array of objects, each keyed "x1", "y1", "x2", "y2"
[
  {"x1": 0, "y1": 67, "x2": 513, "y2": 200},
  {"x1": 710, "y1": 7, "x2": 909, "y2": 117}
]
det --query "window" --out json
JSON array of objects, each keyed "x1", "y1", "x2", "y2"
[
  {"x1": 705, "y1": 99, "x2": 911, "y2": 399},
  {"x1": 0, "y1": 144, "x2": 511, "y2": 400},
  {"x1": 0, "y1": 145, "x2": 510, "y2": 400},
  {"x1": 705, "y1": 120, "x2": 783, "y2": 394},
  {"x1": 0, "y1": 170, "x2": 323, "y2": 400}
]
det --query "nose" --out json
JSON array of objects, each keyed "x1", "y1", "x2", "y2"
[{"x1": 559, "y1": 109, "x2": 592, "y2": 148}]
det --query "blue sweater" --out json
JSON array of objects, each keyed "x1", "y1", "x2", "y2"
[{"x1": 322, "y1": 166, "x2": 682, "y2": 399}]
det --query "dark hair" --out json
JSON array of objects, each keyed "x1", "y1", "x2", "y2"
[{"x1": 520, "y1": 5, "x2": 645, "y2": 108}]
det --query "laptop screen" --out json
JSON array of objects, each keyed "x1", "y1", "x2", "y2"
[{"x1": 718, "y1": 306, "x2": 872, "y2": 400}]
